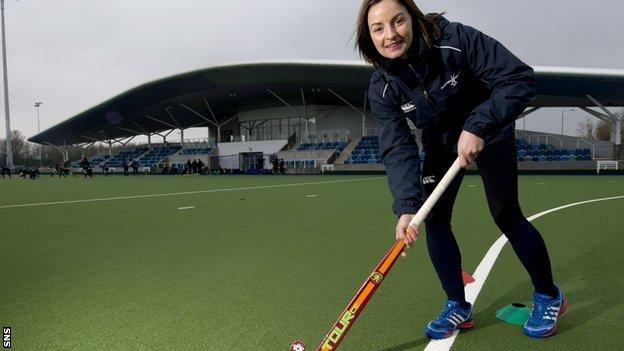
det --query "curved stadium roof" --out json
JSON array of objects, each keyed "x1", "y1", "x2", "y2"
[{"x1": 28, "y1": 60, "x2": 624, "y2": 146}]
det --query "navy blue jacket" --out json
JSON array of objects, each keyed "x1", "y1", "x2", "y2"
[{"x1": 369, "y1": 17, "x2": 537, "y2": 216}]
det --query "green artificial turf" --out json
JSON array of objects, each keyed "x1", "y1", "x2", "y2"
[{"x1": 0, "y1": 174, "x2": 622, "y2": 350}]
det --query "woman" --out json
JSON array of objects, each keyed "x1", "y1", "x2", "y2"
[{"x1": 356, "y1": 0, "x2": 566, "y2": 339}]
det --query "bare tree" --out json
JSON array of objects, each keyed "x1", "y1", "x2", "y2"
[
  {"x1": 595, "y1": 120, "x2": 612, "y2": 141},
  {"x1": 577, "y1": 118, "x2": 595, "y2": 139}
]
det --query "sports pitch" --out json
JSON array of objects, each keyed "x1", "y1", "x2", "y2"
[{"x1": 0, "y1": 174, "x2": 623, "y2": 350}]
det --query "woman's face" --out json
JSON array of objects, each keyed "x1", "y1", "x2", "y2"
[{"x1": 367, "y1": 0, "x2": 414, "y2": 60}]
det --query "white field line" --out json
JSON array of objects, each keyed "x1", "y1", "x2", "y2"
[
  {"x1": 177, "y1": 206, "x2": 195, "y2": 210},
  {"x1": 0, "y1": 177, "x2": 384, "y2": 210},
  {"x1": 424, "y1": 195, "x2": 624, "y2": 351}
]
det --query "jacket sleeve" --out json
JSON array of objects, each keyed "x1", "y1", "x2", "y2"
[
  {"x1": 458, "y1": 23, "x2": 538, "y2": 139},
  {"x1": 369, "y1": 82, "x2": 423, "y2": 217}
]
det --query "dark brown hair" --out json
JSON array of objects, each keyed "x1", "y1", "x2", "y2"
[{"x1": 356, "y1": 0, "x2": 443, "y2": 68}]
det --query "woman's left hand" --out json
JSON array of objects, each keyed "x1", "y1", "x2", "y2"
[{"x1": 457, "y1": 130, "x2": 484, "y2": 168}]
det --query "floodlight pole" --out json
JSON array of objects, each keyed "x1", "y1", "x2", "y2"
[
  {"x1": 1, "y1": 0, "x2": 13, "y2": 167},
  {"x1": 561, "y1": 108, "x2": 574, "y2": 136},
  {"x1": 35, "y1": 101, "x2": 42, "y2": 162}
]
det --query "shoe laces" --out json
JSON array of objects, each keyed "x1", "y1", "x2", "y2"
[
  {"x1": 438, "y1": 301, "x2": 460, "y2": 320},
  {"x1": 530, "y1": 293, "x2": 558, "y2": 322}
]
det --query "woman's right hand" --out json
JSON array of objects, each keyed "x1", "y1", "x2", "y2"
[{"x1": 396, "y1": 213, "x2": 420, "y2": 257}]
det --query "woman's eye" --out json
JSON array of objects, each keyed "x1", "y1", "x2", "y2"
[
  {"x1": 395, "y1": 18, "x2": 404, "y2": 25},
  {"x1": 373, "y1": 27, "x2": 383, "y2": 33}
]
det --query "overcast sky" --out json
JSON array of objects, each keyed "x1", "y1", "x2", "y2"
[{"x1": 1, "y1": 0, "x2": 623, "y2": 141}]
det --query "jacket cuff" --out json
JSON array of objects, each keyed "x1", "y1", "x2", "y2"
[
  {"x1": 463, "y1": 118, "x2": 490, "y2": 140},
  {"x1": 393, "y1": 199, "x2": 422, "y2": 218}
]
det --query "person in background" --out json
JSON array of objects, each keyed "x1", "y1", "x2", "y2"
[
  {"x1": 1, "y1": 163, "x2": 11, "y2": 178},
  {"x1": 80, "y1": 156, "x2": 93, "y2": 178},
  {"x1": 197, "y1": 159, "x2": 205, "y2": 175},
  {"x1": 272, "y1": 156, "x2": 279, "y2": 175},
  {"x1": 131, "y1": 159, "x2": 139, "y2": 176},
  {"x1": 122, "y1": 160, "x2": 129, "y2": 176}
]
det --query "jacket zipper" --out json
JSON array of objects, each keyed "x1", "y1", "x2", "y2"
[{"x1": 408, "y1": 64, "x2": 442, "y2": 115}]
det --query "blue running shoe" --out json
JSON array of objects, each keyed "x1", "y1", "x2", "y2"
[
  {"x1": 524, "y1": 288, "x2": 568, "y2": 338},
  {"x1": 424, "y1": 300, "x2": 474, "y2": 339}
]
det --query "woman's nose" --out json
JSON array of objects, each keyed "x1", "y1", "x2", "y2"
[{"x1": 384, "y1": 26, "x2": 399, "y2": 40}]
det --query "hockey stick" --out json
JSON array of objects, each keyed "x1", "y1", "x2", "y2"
[{"x1": 289, "y1": 158, "x2": 462, "y2": 351}]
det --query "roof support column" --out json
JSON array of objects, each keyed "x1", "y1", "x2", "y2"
[
  {"x1": 155, "y1": 129, "x2": 174, "y2": 144},
  {"x1": 585, "y1": 94, "x2": 619, "y2": 143},
  {"x1": 301, "y1": 87, "x2": 309, "y2": 142},
  {"x1": 147, "y1": 115, "x2": 178, "y2": 130},
  {"x1": 204, "y1": 99, "x2": 236, "y2": 144},
  {"x1": 327, "y1": 87, "x2": 364, "y2": 139},
  {"x1": 80, "y1": 142, "x2": 95, "y2": 159},
  {"x1": 207, "y1": 102, "x2": 221, "y2": 144},
  {"x1": 615, "y1": 117, "x2": 622, "y2": 146}
]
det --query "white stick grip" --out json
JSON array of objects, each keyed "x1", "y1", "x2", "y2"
[{"x1": 408, "y1": 158, "x2": 462, "y2": 227}]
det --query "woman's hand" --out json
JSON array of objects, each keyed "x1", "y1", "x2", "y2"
[
  {"x1": 457, "y1": 130, "x2": 485, "y2": 168},
  {"x1": 396, "y1": 214, "x2": 420, "y2": 257}
]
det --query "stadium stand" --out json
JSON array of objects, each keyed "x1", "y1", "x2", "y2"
[
  {"x1": 516, "y1": 139, "x2": 592, "y2": 162},
  {"x1": 297, "y1": 141, "x2": 347, "y2": 153},
  {"x1": 137, "y1": 145, "x2": 183, "y2": 167},
  {"x1": 342, "y1": 135, "x2": 591, "y2": 165},
  {"x1": 344, "y1": 136, "x2": 425, "y2": 164},
  {"x1": 104, "y1": 146, "x2": 149, "y2": 167},
  {"x1": 71, "y1": 154, "x2": 110, "y2": 168},
  {"x1": 345, "y1": 136, "x2": 380, "y2": 164}
]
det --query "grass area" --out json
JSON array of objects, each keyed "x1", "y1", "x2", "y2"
[{"x1": 0, "y1": 174, "x2": 622, "y2": 350}]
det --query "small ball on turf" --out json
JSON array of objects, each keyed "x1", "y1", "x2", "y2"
[{"x1": 289, "y1": 340, "x2": 305, "y2": 351}]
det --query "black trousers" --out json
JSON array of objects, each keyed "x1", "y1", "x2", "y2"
[{"x1": 421, "y1": 135, "x2": 557, "y2": 303}]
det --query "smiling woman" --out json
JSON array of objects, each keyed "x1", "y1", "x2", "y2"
[
  {"x1": 356, "y1": 0, "x2": 442, "y2": 68},
  {"x1": 354, "y1": 0, "x2": 566, "y2": 342},
  {"x1": 367, "y1": 2, "x2": 414, "y2": 60}
]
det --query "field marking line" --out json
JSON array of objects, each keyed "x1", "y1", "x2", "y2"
[
  {"x1": 177, "y1": 206, "x2": 195, "y2": 210},
  {"x1": 424, "y1": 195, "x2": 624, "y2": 351},
  {"x1": 0, "y1": 177, "x2": 384, "y2": 209}
]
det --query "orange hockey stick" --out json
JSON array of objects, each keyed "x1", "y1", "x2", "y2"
[{"x1": 289, "y1": 158, "x2": 462, "y2": 351}]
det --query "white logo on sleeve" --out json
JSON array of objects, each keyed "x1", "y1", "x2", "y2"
[
  {"x1": 422, "y1": 175, "x2": 436, "y2": 185},
  {"x1": 401, "y1": 102, "x2": 417, "y2": 113},
  {"x1": 440, "y1": 72, "x2": 460, "y2": 90}
]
